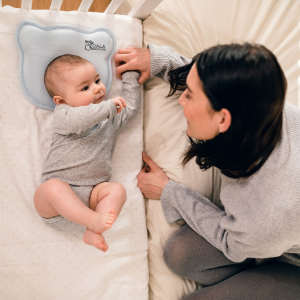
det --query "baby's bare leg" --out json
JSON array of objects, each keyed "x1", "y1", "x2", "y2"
[
  {"x1": 34, "y1": 179, "x2": 101, "y2": 228},
  {"x1": 35, "y1": 179, "x2": 110, "y2": 251},
  {"x1": 82, "y1": 182, "x2": 126, "y2": 249}
]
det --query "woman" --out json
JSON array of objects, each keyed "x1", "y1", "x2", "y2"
[{"x1": 114, "y1": 43, "x2": 300, "y2": 299}]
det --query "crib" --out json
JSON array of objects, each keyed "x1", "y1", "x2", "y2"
[{"x1": 0, "y1": 0, "x2": 299, "y2": 299}]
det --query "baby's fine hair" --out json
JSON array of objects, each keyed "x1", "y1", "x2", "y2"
[{"x1": 44, "y1": 54, "x2": 89, "y2": 98}]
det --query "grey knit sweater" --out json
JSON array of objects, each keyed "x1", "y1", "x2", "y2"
[
  {"x1": 42, "y1": 72, "x2": 140, "y2": 186},
  {"x1": 149, "y1": 44, "x2": 300, "y2": 267}
]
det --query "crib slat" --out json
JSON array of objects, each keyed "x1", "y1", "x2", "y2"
[
  {"x1": 21, "y1": 0, "x2": 33, "y2": 9},
  {"x1": 78, "y1": 0, "x2": 94, "y2": 12},
  {"x1": 128, "y1": 0, "x2": 163, "y2": 20},
  {"x1": 105, "y1": 0, "x2": 124, "y2": 14},
  {"x1": 50, "y1": 0, "x2": 63, "y2": 11}
]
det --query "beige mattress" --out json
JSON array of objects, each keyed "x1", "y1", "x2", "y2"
[{"x1": 138, "y1": 0, "x2": 300, "y2": 299}]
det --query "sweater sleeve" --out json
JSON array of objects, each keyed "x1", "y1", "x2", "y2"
[
  {"x1": 148, "y1": 43, "x2": 193, "y2": 82},
  {"x1": 53, "y1": 100, "x2": 117, "y2": 135},
  {"x1": 161, "y1": 180, "x2": 294, "y2": 263},
  {"x1": 113, "y1": 71, "x2": 141, "y2": 131}
]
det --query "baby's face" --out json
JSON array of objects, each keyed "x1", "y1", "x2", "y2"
[{"x1": 57, "y1": 62, "x2": 106, "y2": 107}]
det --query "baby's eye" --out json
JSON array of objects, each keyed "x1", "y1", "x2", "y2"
[
  {"x1": 82, "y1": 86, "x2": 89, "y2": 91},
  {"x1": 96, "y1": 79, "x2": 100, "y2": 84}
]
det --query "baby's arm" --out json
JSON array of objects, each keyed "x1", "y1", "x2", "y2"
[
  {"x1": 53, "y1": 99, "x2": 118, "y2": 135},
  {"x1": 113, "y1": 71, "x2": 140, "y2": 130},
  {"x1": 111, "y1": 96, "x2": 127, "y2": 114}
]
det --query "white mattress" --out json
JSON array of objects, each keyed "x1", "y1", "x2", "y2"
[{"x1": 0, "y1": 6, "x2": 148, "y2": 300}]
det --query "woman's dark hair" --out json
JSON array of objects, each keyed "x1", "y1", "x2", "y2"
[{"x1": 168, "y1": 43, "x2": 287, "y2": 178}]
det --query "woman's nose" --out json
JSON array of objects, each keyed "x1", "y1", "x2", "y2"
[{"x1": 178, "y1": 93, "x2": 185, "y2": 106}]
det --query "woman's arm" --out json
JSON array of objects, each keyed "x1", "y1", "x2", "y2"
[
  {"x1": 114, "y1": 44, "x2": 192, "y2": 84},
  {"x1": 138, "y1": 153, "x2": 293, "y2": 264},
  {"x1": 148, "y1": 44, "x2": 192, "y2": 82}
]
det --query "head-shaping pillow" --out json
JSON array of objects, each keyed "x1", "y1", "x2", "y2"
[{"x1": 15, "y1": 21, "x2": 116, "y2": 110}]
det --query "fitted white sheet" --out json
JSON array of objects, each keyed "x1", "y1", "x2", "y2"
[{"x1": 0, "y1": 6, "x2": 148, "y2": 300}]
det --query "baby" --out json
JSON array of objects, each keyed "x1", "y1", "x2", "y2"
[{"x1": 34, "y1": 54, "x2": 140, "y2": 252}]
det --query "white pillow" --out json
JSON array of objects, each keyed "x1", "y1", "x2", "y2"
[{"x1": 16, "y1": 20, "x2": 116, "y2": 110}]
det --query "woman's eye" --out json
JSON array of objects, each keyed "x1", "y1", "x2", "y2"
[
  {"x1": 82, "y1": 86, "x2": 89, "y2": 91},
  {"x1": 96, "y1": 79, "x2": 100, "y2": 84}
]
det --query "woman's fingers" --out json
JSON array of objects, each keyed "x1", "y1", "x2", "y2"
[
  {"x1": 114, "y1": 53, "x2": 130, "y2": 65},
  {"x1": 116, "y1": 64, "x2": 129, "y2": 79},
  {"x1": 142, "y1": 152, "x2": 159, "y2": 170},
  {"x1": 114, "y1": 47, "x2": 151, "y2": 83},
  {"x1": 138, "y1": 72, "x2": 149, "y2": 85},
  {"x1": 117, "y1": 48, "x2": 136, "y2": 54},
  {"x1": 137, "y1": 155, "x2": 170, "y2": 200}
]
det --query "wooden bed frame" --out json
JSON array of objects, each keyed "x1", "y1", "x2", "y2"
[{"x1": 0, "y1": 0, "x2": 163, "y2": 20}]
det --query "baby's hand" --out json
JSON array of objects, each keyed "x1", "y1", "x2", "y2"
[{"x1": 112, "y1": 97, "x2": 127, "y2": 113}]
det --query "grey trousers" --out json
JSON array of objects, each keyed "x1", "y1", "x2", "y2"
[{"x1": 163, "y1": 225, "x2": 300, "y2": 300}]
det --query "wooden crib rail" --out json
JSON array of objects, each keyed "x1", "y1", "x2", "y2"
[
  {"x1": 49, "y1": 0, "x2": 63, "y2": 10},
  {"x1": 0, "y1": 0, "x2": 163, "y2": 20},
  {"x1": 78, "y1": 0, "x2": 93, "y2": 12},
  {"x1": 126, "y1": 0, "x2": 163, "y2": 20},
  {"x1": 21, "y1": 0, "x2": 31, "y2": 9}
]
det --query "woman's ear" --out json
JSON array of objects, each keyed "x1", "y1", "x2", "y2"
[
  {"x1": 53, "y1": 95, "x2": 66, "y2": 105},
  {"x1": 219, "y1": 108, "x2": 231, "y2": 133}
]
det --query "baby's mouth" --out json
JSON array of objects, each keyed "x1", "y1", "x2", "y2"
[{"x1": 94, "y1": 95, "x2": 103, "y2": 104}]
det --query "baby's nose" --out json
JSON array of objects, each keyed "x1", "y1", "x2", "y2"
[{"x1": 94, "y1": 84, "x2": 101, "y2": 93}]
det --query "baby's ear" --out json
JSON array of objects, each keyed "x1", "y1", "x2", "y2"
[{"x1": 53, "y1": 96, "x2": 65, "y2": 105}]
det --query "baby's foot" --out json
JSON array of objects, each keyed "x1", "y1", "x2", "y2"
[
  {"x1": 83, "y1": 229, "x2": 108, "y2": 252},
  {"x1": 88, "y1": 208, "x2": 116, "y2": 234}
]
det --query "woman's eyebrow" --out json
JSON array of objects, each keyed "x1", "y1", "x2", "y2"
[{"x1": 186, "y1": 83, "x2": 193, "y2": 94}]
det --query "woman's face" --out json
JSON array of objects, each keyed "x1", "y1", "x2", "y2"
[{"x1": 178, "y1": 64, "x2": 223, "y2": 140}]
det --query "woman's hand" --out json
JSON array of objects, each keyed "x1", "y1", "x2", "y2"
[
  {"x1": 137, "y1": 152, "x2": 170, "y2": 200},
  {"x1": 114, "y1": 47, "x2": 151, "y2": 84}
]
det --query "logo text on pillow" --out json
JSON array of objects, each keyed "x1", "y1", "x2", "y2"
[{"x1": 85, "y1": 40, "x2": 106, "y2": 51}]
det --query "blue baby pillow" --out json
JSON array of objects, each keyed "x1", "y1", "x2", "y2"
[{"x1": 15, "y1": 21, "x2": 116, "y2": 110}]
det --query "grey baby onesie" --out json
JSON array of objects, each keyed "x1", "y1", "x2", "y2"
[{"x1": 41, "y1": 71, "x2": 140, "y2": 233}]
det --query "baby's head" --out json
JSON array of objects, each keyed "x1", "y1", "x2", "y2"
[{"x1": 44, "y1": 54, "x2": 106, "y2": 107}]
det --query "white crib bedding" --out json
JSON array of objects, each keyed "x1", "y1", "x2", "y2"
[
  {"x1": 140, "y1": 0, "x2": 300, "y2": 299},
  {"x1": 0, "y1": 6, "x2": 148, "y2": 300}
]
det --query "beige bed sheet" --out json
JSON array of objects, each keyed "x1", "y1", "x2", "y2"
[{"x1": 141, "y1": 0, "x2": 300, "y2": 299}]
